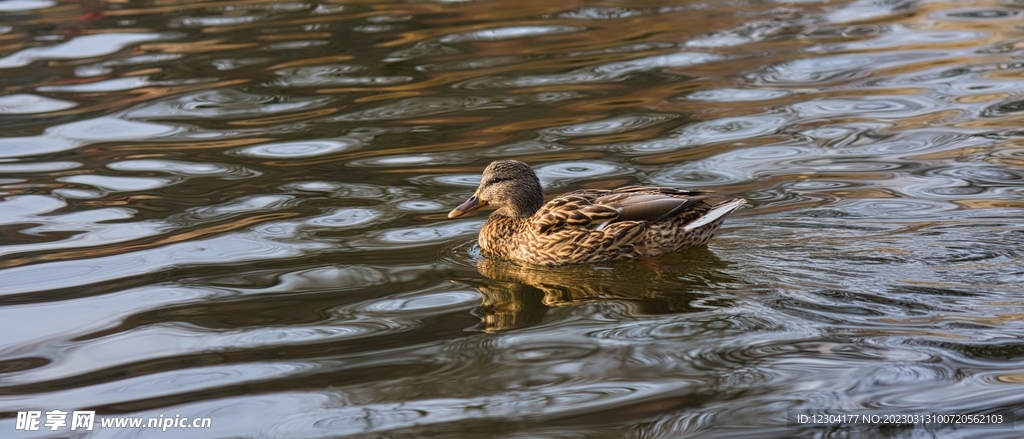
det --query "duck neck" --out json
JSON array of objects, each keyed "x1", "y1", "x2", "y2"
[{"x1": 502, "y1": 189, "x2": 543, "y2": 218}]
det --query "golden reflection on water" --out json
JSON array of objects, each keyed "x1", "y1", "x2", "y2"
[{"x1": 465, "y1": 250, "x2": 735, "y2": 333}]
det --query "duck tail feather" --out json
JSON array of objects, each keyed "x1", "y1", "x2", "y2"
[{"x1": 683, "y1": 198, "x2": 746, "y2": 231}]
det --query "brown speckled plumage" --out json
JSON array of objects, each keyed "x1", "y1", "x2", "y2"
[{"x1": 448, "y1": 160, "x2": 745, "y2": 266}]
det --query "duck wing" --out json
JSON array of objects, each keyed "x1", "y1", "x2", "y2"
[
  {"x1": 532, "y1": 187, "x2": 712, "y2": 234},
  {"x1": 532, "y1": 191, "x2": 619, "y2": 234}
]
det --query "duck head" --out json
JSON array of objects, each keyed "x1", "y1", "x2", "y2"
[{"x1": 448, "y1": 160, "x2": 544, "y2": 219}]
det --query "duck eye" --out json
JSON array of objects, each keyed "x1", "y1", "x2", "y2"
[{"x1": 488, "y1": 177, "x2": 505, "y2": 185}]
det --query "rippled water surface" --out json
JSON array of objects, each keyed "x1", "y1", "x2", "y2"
[{"x1": 3, "y1": 0, "x2": 1024, "y2": 437}]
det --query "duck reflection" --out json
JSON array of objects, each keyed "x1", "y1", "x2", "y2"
[{"x1": 460, "y1": 248, "x2": 738, "y2": 332}]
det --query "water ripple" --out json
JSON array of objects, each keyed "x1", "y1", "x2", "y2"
[
  {"x1": 0, "y1": 93, "x2": 76, "y2": 114},
  {"x1": 306, "y1": 208, "x2": 382, "y2": 229},
  {"x1": 828, "y1": 0, "x2": 914, "y2": 23},
  {"x1": 0, "y1": 0, "x2": 54, "y2": 11},
  {"x1": 0, "y1": 161, "x2": 80, "y2": 173},
  {"x1": 272, "y1": 64, "x2": 413, "y2": 87},
  {"x1": 37, "y1": 76, "x2": 154, "y2": 93},
  {"x1": 0, "y1": 230, "x2": 323, "y2": 296},
  {"x1": 417, "y1": 174, "x2": 481, "y2": 188},
  {"x1": 417, "y1": 55, "x2": 532, "y2": 72},
  {"x1": 819, "y1": 198, "x2": 962, "y2": 219},
  {"x1": 283, "y1": 383, "x2": 680, "y2": 437},
  {"x1": 58, "y1": 174, "x2": 177, "y2": 192},
  {"x1": 282, "y1": 181, "x2": 388, "y2": 198},
  {"x1": 533, "y1": 160, "x2": 632, "y2": 190},
  {"x1": 3, "y1": 360, "x2": 320, "y2": 411},
  {"x1": 457, "y1": 52, "x2": 723, "y2": 89},
  {"x1": 0, "y1": 116, "x2": 182, "y2": 158},
  {"x1": 372, "y1": 222, "x2": 480, "y2": 247},
  {"x1": 182, "y1": 195, "x2": 295, "y2": 221},
  {"x1": 792, "y1": 96, "x2": 938, "y2": 119},
  {"x1": 981, "y1": 98, "x2": 1024, "y2": 118},
  {"x1": 556, "y1": 7, "x2": 647, "y2": 20},
  {"x1": 539, "y1": 113, "x2": 677, "y2": 137},
  {"x1": 439, "y1": 26, "x2": 584, "y2": 43},
  {"x1": 128, "y1": 89, "x2": 331, "y2": 120},
  {"x1": 935, "y1": 8, "x2": 1019, "y2": 21},
  {"x1": 841, "y1": 25, "x2": 986, "y2": 51},
  {"x1": 746, "y1": 52, "x2": 943, "y2": 85},
  {"x1": 234, "y1": 139, "x2": 358, "y2": 159},
  {"x1": 615, "y1": 115, "x2": 789, "y2": 154},
  {"x1": 685, "y1": 88, "x2": 790, "y2": 102},
  {"x1": 108, "y1": 159, "x2": 258, "y2": 179},
  {"x1": 0, "y1": 33, "x2": 172, "y2": 69},
  {"x1": 361, "y1": 291, "x2": 479, "y2": 313},
  {"x1": 686, "y1": 18, "x2": 807, "y2": 49},
  {"x1": 334, "y1": 93, "x2": 581, "y2": 121},
  {"x1": 174, "y1": 15, "x2": 265, "y2": 28}
]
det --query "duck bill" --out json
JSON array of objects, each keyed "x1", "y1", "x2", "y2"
[{"x1": 448, "y1": 195, "x2": 488, "y2": 218}]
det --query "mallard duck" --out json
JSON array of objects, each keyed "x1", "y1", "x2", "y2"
[{"x1": 448, "y1": 159, "x2": 746, "y2": 266}]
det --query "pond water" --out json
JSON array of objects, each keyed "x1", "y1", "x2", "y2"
[{"x1": 2, "y1": 0, "x2": 1024, "y2": 437}]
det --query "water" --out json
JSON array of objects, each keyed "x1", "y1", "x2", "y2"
[{"x1": 2, "y1": 0, "x2": 1024, "y2": 437}]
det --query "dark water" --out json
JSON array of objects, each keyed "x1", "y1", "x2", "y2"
[{"x1": 2, "y1": 0, "x2": 1024, "y2": 437}]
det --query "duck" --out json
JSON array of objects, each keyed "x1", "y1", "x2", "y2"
[{"x1": 447, "y1": 159, "x2": 746, "y2": 266}]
